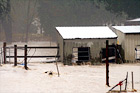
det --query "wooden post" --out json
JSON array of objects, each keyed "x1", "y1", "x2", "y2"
[
  {"x1": 120, "y1": 84, "x2": 121, "y2": 93},
  {"x1": 1, "y1": 48, "x2": 3, "y2": 64},
  {"x1": 9, "y1": 47, "x2": 11, "y2": 62},
  {"x1": 14, "y1": 45, "x2": 17, "y2": 66},
  {"x1": 3, "y1": 42, "x2": 6, "y2": 64},
  {"x1": 24, "y1": 45, "x2": 28, "y2": 70},
  {"x1": 125, "y1": 72, "x2": 128, "y2": 90},
  {"x1": 0, "y1": 48, "x2": 1, "y2": 65},
  {"x1": 56, "y1": 61, "x2": 60, "y2": 77},
  {"x1": 132, "y1": 72, "x2": 134, "y2": 89},
  {"x1": 106, "y1": 40, "x2": 109, "y2": 86},
  {"x1": 115, "y1": 44, "x2": 118, "y2": 63},
  {"x1": 56, "y1": 44, "x2": 60, "y2": 77}
]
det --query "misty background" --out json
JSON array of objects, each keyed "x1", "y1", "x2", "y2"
[{"x1": 0, "y1": 0, "x2": 140, "y2": 43}]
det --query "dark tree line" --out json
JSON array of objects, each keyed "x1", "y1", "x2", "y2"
[
  {"x1": 99, "y1": 0, "x2": 140, "y2": 19},
  {"x1": 37, "y1": 0, "x2": 140, "y2": 41},
  {"x1": 0, "y1": 0, "x2": 140, "y2": 42},
  {"x1": 37, "y1": 0, "x2": 126, "y2": 40},
  {"x1": 0, "y1": 0, "x2": 38, "y2": 42}
]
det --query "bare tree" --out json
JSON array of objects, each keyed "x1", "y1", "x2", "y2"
[{"x1": 0, "y1": 0, "x2": 12, "y2": 43}]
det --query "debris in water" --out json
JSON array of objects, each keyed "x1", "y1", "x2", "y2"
[{"x1": 44, "y1": 71, "x2": 53, "y2": 75}]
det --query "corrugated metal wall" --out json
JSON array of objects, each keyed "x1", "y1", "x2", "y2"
[
  {"x1": 56, "y1": 31, "x2": 64, "y2": 62},
  {"x1": 113, "y1": 28, "x2": 140, "y2": 62},
  {"x1": 63, "y1": 39, "x2": 116, "y2": 64},
  {"x1": 125, "y1": 34, "x2": 140, "y2": 61}
]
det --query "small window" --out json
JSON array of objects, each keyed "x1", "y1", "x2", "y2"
[
  {"x1": 72, "y1": 47, "x2": 90, "y2": 63},
  {"x1": 135, "y1": 46, "x2": 140, "y2": 60}
]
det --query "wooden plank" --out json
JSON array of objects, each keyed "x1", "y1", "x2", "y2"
[
  {"x1": 102, "y1": 56, "x2": 115, "y2": 61},
  {"x1": 6, "y1": 56, "x2": 60, "y2": 58},
  {"x1": 6, "y1": 47, "x2": 24, "y2": 49},
  {"x1": 27, "y1": 46, "x2": 59, "y2": 49},
  {"x1": 72, "y1": 48, "x2": 78, "y2": 62},
  {"x1": 73, "y1": 48, "x2": 78, "y2": 52},
  {"x1": 6, "y1": 46, "x2": 59, "y2": 49}
]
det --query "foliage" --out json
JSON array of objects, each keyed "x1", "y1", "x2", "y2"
[
  {"x1": 90, "y1": 57, "x2": 101, "y2": 65},
  {"x1": 0, "y1": 0, "x2": 11, "y2": 20},
  {"x1": 38, "y1": 0, "x2": 127, "y2": 40},
  {"x1": 98, "y1": 0, "x2": 140, "y2": 19}
]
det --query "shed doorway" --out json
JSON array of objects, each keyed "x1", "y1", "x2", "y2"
[{"x1": 72, "y1": 47, "x2": 90, "y2": 63}]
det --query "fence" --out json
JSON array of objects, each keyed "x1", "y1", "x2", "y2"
[{"x1": 0, "y1": 42, "x2": 60, "y2": 70}]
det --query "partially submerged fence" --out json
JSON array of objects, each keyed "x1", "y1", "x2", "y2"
[{"x1": 0, "y1": 42, "x2": 60, "y2": 70}]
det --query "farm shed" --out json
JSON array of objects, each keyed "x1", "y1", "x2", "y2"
[
  {"x1": 125, "y1": 18, "x2": 140, "y2": 26},
  {"x1": 56, "y1": 26, "x2": 117, "y2": 65},
  {"x1": 112, "y1": 26, "x2": 140, "y2": 62}
]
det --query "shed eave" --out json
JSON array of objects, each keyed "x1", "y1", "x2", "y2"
[
  {"x1": 125, "y1": 32, "x2": 140, "y2": 34},
  {"x1": 63, "y1": 37, "x2": 117, "y2": 40}
]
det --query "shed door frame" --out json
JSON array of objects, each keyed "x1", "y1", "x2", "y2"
[{"x1": 135, "y1": 45, "x2": 140, "y2": 60}]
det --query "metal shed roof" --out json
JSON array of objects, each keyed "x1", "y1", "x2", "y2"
[
  {"x1": 113, "y1": 26, "x2": 140, "y2": 34},
  {"x1": 127, "y1": 18, "x2": 140, "y2": 22},
  {"x1": 56, "y1": 26, "x2": 117, "y2": 39}
]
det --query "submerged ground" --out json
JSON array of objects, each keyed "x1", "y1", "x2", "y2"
[
  {"x1": 0, "y1": 63, "x2": 140, "y2": 93},
  {"x1": 0, "y1": 42, "x2": 140, "y2": 92}
]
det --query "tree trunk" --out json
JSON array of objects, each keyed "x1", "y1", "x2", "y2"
[
  {"x1": 2, "y1": 19, "x2": 12, "y2": 43},
  {"x1": 25, "y1": 0, "x2": 31, "y2": 42}
]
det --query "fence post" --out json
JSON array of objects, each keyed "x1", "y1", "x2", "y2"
[
  {"x1": 9, "y1": 47, "x2": 11, "y2": 62},
  {"x1": 24, "y1": 45, "x2": 28, "y2": 70},
  {"x1": 1, "y1": 48, "x2": 3, "y2": 64},
  {"x1": 115, "y1": 44, "x2": 118, "y2": 63},
  {"x1": 56, "y1": 44, "x2": 60, "y2": 77},
  {"x1": 106, "y1": 40, "x2": 109, "y2": 86},
  {"x1": 132, "y1": 72, "x2": 134, "y2": 89},
  {"x1": 14, "y1": 45, "x2": 17, "y2": 66},
  {"x1": 3, "y1": 42, "x2": 6, "y2": 64},
  {"x1": 0, "y1": 48, "x2": 1, "y2": 65},
  {"x1": 125, "y1": 72, "x2": 128, "y2": 90}
]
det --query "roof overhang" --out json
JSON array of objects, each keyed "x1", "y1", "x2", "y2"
[{"x1": 56, "y1": 26, "x2": 117, "y2": 39}]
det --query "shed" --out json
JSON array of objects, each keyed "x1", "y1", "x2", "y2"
[
  {"x1": 56, "y1": 26, "x2": 117, "y2": 65},
  {"x1": 112, "y1": 26, "x2": 140, "y2": 62},
  {"x1": 125, "y1": 18, "x2": 140, "y2": 25}
]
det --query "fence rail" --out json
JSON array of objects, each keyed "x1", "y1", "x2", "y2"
[
  {"x1": 6, "y1": 46, "x2": 59, "y2": 49},
  {"x1": 6, "y1": 56, "x2": 60, "y2": 58}
]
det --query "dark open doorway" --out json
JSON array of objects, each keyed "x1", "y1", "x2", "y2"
[
  {"x1": 78, "y1": 47, "x2": 90, "y2": 61},
  {"x1": 72, "y1": 47, "x2": 90, "y2": 63}
]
